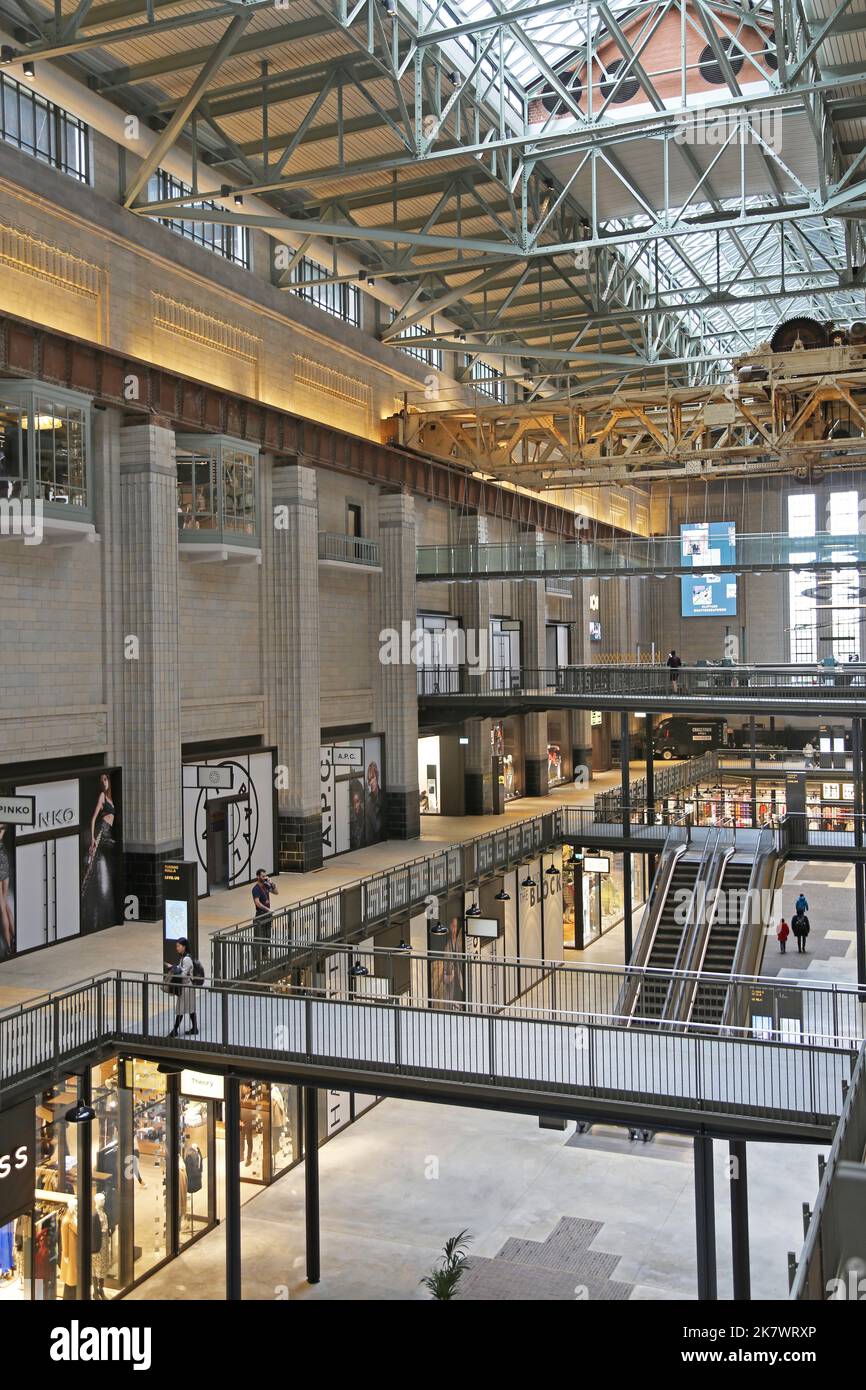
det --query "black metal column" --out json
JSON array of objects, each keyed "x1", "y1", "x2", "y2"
[
  {"x1": 304, "y1": 1087, "x2": 321, "y2": 1284},
  {"x1": 77, "y1": 1070, "x2": 93, "y2": 1300},
  {"x1": 853, "y1": 718, "x2": 866, "y2": 990},
  {"x1": 729, "y1": 1139, "x2": 751, "y2": 1301},
  {"x1": 620, "y1": 711, "x2": 633, "y2": 963},
  {"x1": 694, "y1": 1135, "x2": 717, "y2": 1301},
  {"x1": 749, "y1": 715, "x2": 757, "y2": 826},
  {"x1": 225, "y1": 1076, "x2": 242, "y2": 1301},
  {"x1": 166, "y1": 1071, "x2": 181, "y2": 1258},
  {"x1": 645, "y1": 713, "x2": 655, "y2": 824}
]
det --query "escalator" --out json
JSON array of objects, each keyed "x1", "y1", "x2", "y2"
[
  {"x1": 689, "y1": 858, "x2": 753, "y2": 1027},
  {"x1": 632, "y1": 858, "x2": 701, "y2": 1020}
]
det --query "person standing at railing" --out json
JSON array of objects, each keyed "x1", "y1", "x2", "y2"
[
  {"x1": 252, "y1": 868, "x2": 278, "y2": 963},
  {"x1": 777, "y1": 916, "x2": 790, "y2": 954},
  {"x1": 666, "y1": 649, "x2": 682, "y2": 692},
  {"x1": 802, "y1": 740, "x2": 816, "y2": 769}
]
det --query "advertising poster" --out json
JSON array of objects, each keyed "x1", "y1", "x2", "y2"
[
  {"x1": 80, "y1": 770, "x2": 123, "y2": 935},
  {"x1": 321, "y1": 736, "x2": 386, "y2": 858},
  {"x1": 429, "y1": 891, "x2": 465, "y2": 1008},
  {"x1": 0, "y1": 820, "x2": 15, "y2": 962},
  {"x1": 680, "y1": 521, "x2": 737, "y2": 617}
]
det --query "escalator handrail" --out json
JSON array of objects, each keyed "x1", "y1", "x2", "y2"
[
  {"x1": 722, "y1": 824, "x2": 779, "y2": 1029},
  {"x1": 616, "y1": 827, "x2": 688, "y2": 1020},
  {"x1": 662, "y1": 828, "x2": 725, "y2": 1021},
  {"x1": 667, "y1": 834, "x2": 737, "y2": 1026}
]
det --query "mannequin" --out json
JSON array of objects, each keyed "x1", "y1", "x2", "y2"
[
  {"x1": 60, "y1": 1200, "x2": 78, "y2": 1298},
  {"x1": 91, "y1": 1192, "x2": 110, "y2": 1300}
]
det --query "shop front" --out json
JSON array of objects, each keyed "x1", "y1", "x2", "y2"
[
  {"x1": 546, "y1": 714, "x2": 572, "y2": 788},
  {"x1": 181, "y1": 747, "x2": 277, "y2": 897},
  {"x1": 491, "y1": 719, "x2": 524, "y2": 802},
  {"x1": 320, "y1": 734, "x2": 386, "y2": 857},
  {"x1": 562, "y1": 845, "x2": 648, "y2": 951},
  {"x1": 417, "y1": 734, "x2": 466, "y2": 817},
  {"x1": 0, "y1": 765, "x2": 124, "y2": 962}
]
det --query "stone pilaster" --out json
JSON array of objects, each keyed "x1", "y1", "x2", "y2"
[
  {"x1": 453, "y1": 515, "x2": 494, "y2": 812},
  {"x1": 265, "y1": 464, "x2": 323, "y2": 871},
  {"x1": 117, "y1": 422, "x2": 183, "y2": 918},
  {"x1": 377, "y1": 491, "x2": 420, "y2": 841}
]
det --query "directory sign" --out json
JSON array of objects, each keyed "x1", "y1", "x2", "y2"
[{"x1": 680, "y1": 522, "x2": 737, "y2": 617}]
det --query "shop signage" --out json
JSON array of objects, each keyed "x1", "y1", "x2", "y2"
[
  {"x1": 191, "y1": 764, "x2": 234, "y2": 790},
  {"x1": 180, "y1": 1070, "x2": 225, "y2": 1101},
  {"x1": 332, "y1": 746, "x2": 363, "y2": 769},
  {"x1": 590, "y1": 710, "x2": 602, "y2": 727},
  {"x1": 0, "y1": 794, "x2": 35, "y2": 826},
  {"x1": 0, "y1": 1098, "x2": 35, "y2": 1225},
  {"x1": 822, "y1": 782, "x2": 841, "y2": 801},
  {"x1": 16, "y1": 779, "x2": 79, "y2": 832},
  {"x1": 584, "y1": 855, "x2": 610, "y2": 873}
]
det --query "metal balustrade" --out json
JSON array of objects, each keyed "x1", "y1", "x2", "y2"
[
  {"x1": 318, "y1": 531, "x2": 381, "y2": 567},
  {"x1": 0, "y1": 971, "x2": 855, "y2": 1137},
  {"x1": 417, "y1": 664, "x2": 866, "y2": 714},
  {"x1": 416, "y1": 532, "x2": 866, "y2": 581},
  {"x1": 211, "y1": 808, "x2": 565, "y2": 982},
  {"x1": 791, "y1": 1045, "x2": 866, "y2": 1299}
]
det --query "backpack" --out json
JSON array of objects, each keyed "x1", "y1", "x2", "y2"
[{"x1": 191, "y1": 959, "x2": 205, "y2": 985}]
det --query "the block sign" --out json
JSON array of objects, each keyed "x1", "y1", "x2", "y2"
[{"x1": 0, "y1": 1099, "x2": 35, "y2": 1225}]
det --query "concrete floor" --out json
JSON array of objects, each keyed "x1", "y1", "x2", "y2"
[{"x1": 125, "y1": 1097, "x2": 822, "y2": 1302}]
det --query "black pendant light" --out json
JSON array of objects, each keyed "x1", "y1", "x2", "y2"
[
  {"x1": 350, "y1": 960, "x2": 369, "y2": 977},
  {"x1": 465, "y1": 902, "x2": 481, "y2": 917},
  {"x1": 521, "y1": 869, "x2": 536, "y2": 889},
  {"x1": 429, "y1": 918, "x2": 447, "y2": 935},
  {"x1": 495, "y1": 887, "x2": 510, "y2": 901},
  {"x1": 546, "y1": 862, "x2": 560, "y2": 877},
  {"x1": 65, "y1": 1101, "x2": 95, "y2": 1124}
]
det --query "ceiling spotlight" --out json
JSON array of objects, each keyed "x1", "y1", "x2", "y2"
[
  {"x1": 219, "y1": 184, "x2": 231, "y2": 198},
  {"x1": 358, "y1": 270, "x2": 367, "y2": 281},
  {"x1": 22, "y1": 60, "x2": 35, "y2": 79},
  {"x1": 350, "y1": 959, "x2": 369, "y2": 977},
  {"x1": 368, "y1": 278, "x2": 375, "y2": 286},
  {"x1": 382, "y1": 0, "x2": 397, "y2": 14},
  {"x1": 65, "y1": 1101, "x2": 96, "y2": 1124},
  {"x1": 521, "y1": 871, "x2": 536, "y2": 889},
  {"x1": 429, "y1": 918, "x2": 447, "y2": 935},
  {"x1": 233, "y1": 193, "x2": 244, "y2": 206},
  {"x1": 447, "y1": 70, "x2": 459, "y2": 85},
  {"x1": 0, "y1": 46, "x2": 16, "y2": 63},
  {"x1": 495, "y1": 887, "x2": 510, "y2": 901}
]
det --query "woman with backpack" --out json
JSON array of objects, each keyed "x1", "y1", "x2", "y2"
[{"x1": 165, "y1": 937, "x2": 198, "y2": 1036}]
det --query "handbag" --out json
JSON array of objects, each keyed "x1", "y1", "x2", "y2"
[{"x1": 162, "y1": 964, "x2": 182, "y2": 995}]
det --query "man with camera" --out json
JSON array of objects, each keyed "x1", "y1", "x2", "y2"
[{"x1": 252, "y1": 867, "x2": 278, "y2": 963}]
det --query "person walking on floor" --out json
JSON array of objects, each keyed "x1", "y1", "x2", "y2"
[
  {"x1": 165, "y1": 936, "x2": 198, "y2": 1036},
  {"x1": 667, "y1": 649, "x2": 683, "y2": 693},
  {"x1": 791, "y1": 908, "x2": 811, "y2": 954},
  {"x1": 795, "y1": 891, "x2": 809, "y2": 915},
  {"x1": 777, "y1": 916, "x2": 790, "y2": 954}
]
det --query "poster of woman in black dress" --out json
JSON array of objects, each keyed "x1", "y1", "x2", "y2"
[
  {"x1": 81, "y1": 772, "x2": 122, "y2": 933},
  {"x1": 365, "y1": 759, "x2": 383, "y2": 843},
  {"x1": 0, "y1": 823, "x2": 15, "y2": 959}
]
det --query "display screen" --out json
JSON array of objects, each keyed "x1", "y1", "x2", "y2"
[
  {"x1": 465, "y1": 916, "x2": 500, "y2": 939},
  {"x1": 680, "y1": 522, "x2": 737, "y2": 617},
  {"x1": 165, "y1": 899, "x2": 188, "y2": 940},
  {"x1": 588, "y1": 621, "x2": 602, "y2": 641}
]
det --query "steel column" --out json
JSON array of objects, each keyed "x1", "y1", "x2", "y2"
[
  {"x1": 620, "y1": 710, "x2": 633, "y2": 963},
  {"x1": 304, "y1": 1086, "x2": 321, "y2": 1284},
  {"x1": 225, "y1": 1075, "x2": 242, "y2": 1300},
  {"x1": 694, "y1": 1135, "x2": 718, "y2": 1301},
  {"x1": 853, "y1": 718, "x2": 866, "y2": 989},
  {"x1": 729, "y1": 1139, "x2": 751, "y2": 1300}
]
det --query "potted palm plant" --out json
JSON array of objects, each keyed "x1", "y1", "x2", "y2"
[{"x1": 420, "y1": 1229, "x2": 472, "y2": 1300}]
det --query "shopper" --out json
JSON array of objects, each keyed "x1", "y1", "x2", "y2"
[
  {"x1": 791, "y1": 909, "x2": 811, "y2": 954},
  {"x1": 252, "y1": 868, "x2": 277, "y2": 961},
  {"x1": 802, "y1": 740, "x2": 816, "y2": 768},
  {"x1": 777, "y1": 916, "x2": 790, "y2": 954},
  {"x1": 667, "y1": 649, "x2": 683, "y2": 692},
  {"x1": 165, "y1": 937, "x2": 197, "y2": 1036},
  {"x1": 795, "y1": 891, "x2": 809, "y2": 915}
]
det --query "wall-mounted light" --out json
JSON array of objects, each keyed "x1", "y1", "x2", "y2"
[{"x1": 22, "y1": 60, "x2": 35, "y2": 79}]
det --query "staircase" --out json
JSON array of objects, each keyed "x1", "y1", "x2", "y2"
[
  {"x1": 634, "y1": 859, "x2": 700, "y2": 1021},
  {"x1": 690, "y1": 859, "x2": 753, "y2": 1027}
]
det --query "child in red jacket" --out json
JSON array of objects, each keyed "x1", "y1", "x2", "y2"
[{"x1": 777, "y1": 917, "x2": 790, "y2": 953}]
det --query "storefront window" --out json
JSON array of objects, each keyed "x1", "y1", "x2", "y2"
[
  {"x1": 178, "y1": 1089, "x2": 213, "y2": 1247},
  {"x1": 491, "y1": 719, "x2": 523, "y2": 800},
  {"x1": 562, "y1": 848, "x2": 647, "y2": 951},
  {"x1": 547, "y1": 715, "x2": 571, "y2": 786},
  {"x1": 176, "y1": 435, "x2": 259, "y2": 546},
  {"x1": 4, "y1": 1077, "x2": 81, "y2": 1302},
  {"x1": 0, "y1": 383, "x2": 91, "y2": 515}
]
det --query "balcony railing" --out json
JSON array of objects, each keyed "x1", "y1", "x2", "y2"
[
  {"x1": 416, "y1": 531, "x2": 866, "y2": 580},
  {"x1": 318, "y1": 531, "x2": 381, "y2": 567}
]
